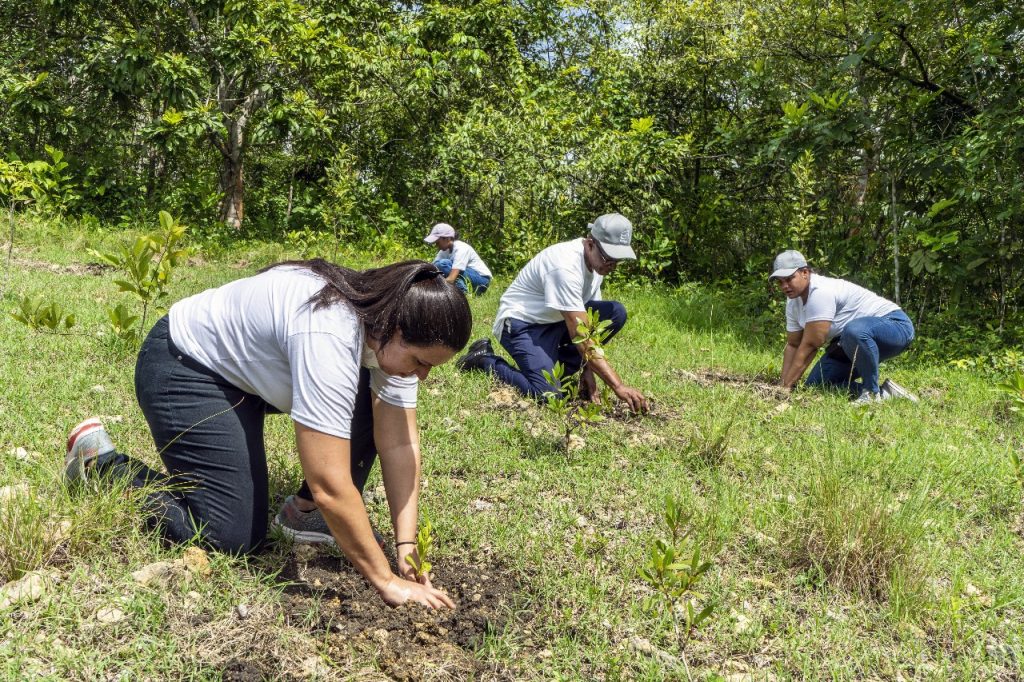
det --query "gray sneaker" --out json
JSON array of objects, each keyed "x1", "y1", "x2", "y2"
[
  {"x1": 273, "y1": 495, "x2": 385, "y2": 548},
  {"x1": 881, "y1": 379, "x2": 919, "y2": 403},
  {"x1": 65, "y1": 417, "x2": 115, "y2": 484},
  {"x1": 851, "y1": 389, "x2": 881, "y2": 405}
]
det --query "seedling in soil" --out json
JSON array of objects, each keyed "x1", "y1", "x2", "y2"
[
  {"x1": 404, "y1": 516, "x2": 434, "y2": 579},
  {"x1": 541, "y1": 308, "x2": 614, "y2": 453}
]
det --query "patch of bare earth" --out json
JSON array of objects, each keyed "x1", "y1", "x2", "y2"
[
  {"x1": 12, "y1": 257, "x2": 109, "y2": 276},
  {"x1": 674, "y1": 368, "x2": 789, "y2": 401},
  {"x1": 275, "y1": 548, "x2": 520, "y2": 681}
]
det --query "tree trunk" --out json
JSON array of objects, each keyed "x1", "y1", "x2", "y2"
[{"x1": 218, "y1": 152, "x2": 244, "y2": 230}]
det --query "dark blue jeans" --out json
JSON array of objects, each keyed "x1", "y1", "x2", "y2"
[
  {"x1": 93, "y1": 316, "x2": 377, "y2": 554},
  {"x1": 480, "y1": 300, "x2": 627, "y2": 399},
  {"x1": 805, "y1": 310, "x2": 915, "y2": 395},
  {"x1": 434, "y1": 258, "x2": 491, "y2": 294}
]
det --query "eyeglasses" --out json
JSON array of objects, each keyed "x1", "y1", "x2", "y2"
[{"x1": 592, "y1": 240, "x2": 619, "y2": 267}]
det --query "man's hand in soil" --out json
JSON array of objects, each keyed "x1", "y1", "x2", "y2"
[
  {"x1": 379, "y1": 575, "x2": 455, "y2": 610},
  {"x1": 580, "y1": 367, "x2": 599, "y2": 403},
  {"x1": 613, "y1": 384, "x2": 649, "y2": 413}
]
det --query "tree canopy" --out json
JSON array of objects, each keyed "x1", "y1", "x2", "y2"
[{"x1": 2, "y1": 0, "x2": 1022, "y2": 337}]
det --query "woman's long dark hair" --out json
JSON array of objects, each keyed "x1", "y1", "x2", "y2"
[{"x1": 264, "y1": 259, "x2": 472, "y2": 350}]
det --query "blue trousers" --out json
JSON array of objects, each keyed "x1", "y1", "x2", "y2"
[
  {"x1": 482, "y1": 300, "x2": 627, "y2": 399},
  {"x1": 434, "y1": 258, "x2": 491, "y2": 294},
  {"x1": 805, "y1": 310, "x2": 915, "y2": 394},
  {"x1": 93, "y1": 316, "x2": 377, "y2": 554}
]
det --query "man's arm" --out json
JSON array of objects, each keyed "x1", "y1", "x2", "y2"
[
  {"x1": 560, "y1": 310, "x2": 648, "y2": 412},
  {"x1": 780, "y1": 320, "x2": 830, "y2": 388},
  {"x1": 445, "y1": 268, "x2": 462, "y2": 284}
]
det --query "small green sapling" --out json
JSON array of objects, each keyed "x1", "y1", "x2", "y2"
[
  {"x1": 404, "y1": 516, "x2": 434, "y2": 579},
  {"x1": 541, "y1": 308, "x2": 614, "y2": 453},
  {"x1": 639, "y1": 496, "x2": 715, "y2": 645}
]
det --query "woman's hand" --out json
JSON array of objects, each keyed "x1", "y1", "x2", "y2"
[
  {"x1": 378, "y1": 574, "x2": 454, "y2": 609},
  {"x1": 397, "y1": 545, "x2": 435, "y2": 587}
]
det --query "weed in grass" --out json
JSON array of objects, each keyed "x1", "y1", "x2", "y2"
[
  {"x1": 779, "y1": 467, "x2": 928, "y2": 602},
  {"x1": 685, "y1": 414, "x2": 735, "y2": 468}
]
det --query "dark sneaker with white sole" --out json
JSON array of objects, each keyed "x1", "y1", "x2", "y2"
[
  {"x1": 273, "y1": 495, "x2": 385, "y2": 548},
  {"x1": 456, "y1": 338, "x2": 495, "y2": 372},
  {"x1": 65, "y1": 417, "x2": 116, "y2": 484},
  {"x1": 881, "y1": 379, "x2": 919, "y2": 403}
]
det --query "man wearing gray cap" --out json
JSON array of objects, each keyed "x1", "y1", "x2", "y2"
[
  {"x1": 770, "y1": 249, "x2": 918, "y2": 403},
  {"x1": 457, "y1": 213, "x2": 649, "y2": 413}
]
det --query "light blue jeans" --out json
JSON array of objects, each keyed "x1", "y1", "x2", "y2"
[
  {"x1": 805, "y1": 310, "x2": 915, "y2": 395},
  {"x1": 434, "y1": 258, "x2": 491, "y2": 294}
]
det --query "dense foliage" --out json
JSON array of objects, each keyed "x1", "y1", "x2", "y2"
[{"x1": 2, "y1": 0, "x2": 1023, "y2": 338}]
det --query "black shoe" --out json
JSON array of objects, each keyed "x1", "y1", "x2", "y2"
[{"x1": 456, "y1": 338, "x2": 494, "y2": 372}]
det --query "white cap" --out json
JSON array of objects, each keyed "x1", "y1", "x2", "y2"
[
  {"x1": 424, "y1": 223, "x2": 456, "y2": 244},
  {"x1": 588, "y1": 213, "x2": 636, "y2": 260},
  {"x1": 769, "y1": 250, "x2": 809, "y2": 280}
]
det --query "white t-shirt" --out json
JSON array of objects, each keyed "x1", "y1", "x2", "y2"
[
  {"x1": 435, "y1": 240, "x2": 492, "y2": 278},
  {"x1": 493, "y1": 238, "x2": 602, "y2": 336},
  {"x1": 169, "y1": 267, "x2": 418, "y2": 439},
  {"x1": 786, "y1": 274, "x2": 901, "y2": 341}
]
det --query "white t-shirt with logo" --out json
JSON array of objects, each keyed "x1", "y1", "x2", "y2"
[
  {"x1": 786, "y1": 274, "x2": 901, "y2": 341},
  {"x1": 435, "y1": 240, "x2": 492, "y2": 278},
  {"x1": 493, "y1": 238, "x2": 602, "y2": 336},
  {"x1": 169, "y1": 267, "x2": 418, "y2": 439}
]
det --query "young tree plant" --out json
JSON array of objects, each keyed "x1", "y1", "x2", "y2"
[
  {"x1": 639, "y1": 496, "x2": 715, "y2": 650},
  {"x1": 541, "y1": 308, "x2": 614, "y2": 453},
  {"x1": 404, "y1": 516, "x2": 434, "y2": 580},
  {"x1": 89, "y1": 210, "x2": 188, "y2": 344}
]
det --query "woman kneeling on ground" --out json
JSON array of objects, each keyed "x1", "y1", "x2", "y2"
[
  {"x1": 771, "y1": 250, "x2": 918, "y2": 404},
  {"x1": 65, "y1": 259, "x2": 470, "y2": 609}
]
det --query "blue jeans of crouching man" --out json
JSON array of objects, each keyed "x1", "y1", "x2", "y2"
[
  {"x1": 479, "y1": 300, "x2": 627, "y2": 399},
  {"x1": 433, "y1": 258, "x2": 491, "y2": 295},
  {"x1": 91, "y1": 316, "x2": 377, "y2": 554},
  {"x1": 805, "y1": 310, "x2": 915, "y2": 395}
]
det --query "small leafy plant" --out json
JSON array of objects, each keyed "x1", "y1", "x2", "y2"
[
  {"x1": 89, "y1": 210, "x2": 188, "y2": 344},
  {"x1": 639, "y1": 496, "x2": 715, "y2": 645},
  {"x1": 995, "y1": 372, "x2": 1024, "y2": 413},
  {"x1": 541, "y1": 308, "x2": 614, "y2": 453},
  {"x1": 404, "y1": 516, "x2": 434, "y2": 579},
  {"x1": 10, "y1": 294, "x2": 76, "y2": 333}
]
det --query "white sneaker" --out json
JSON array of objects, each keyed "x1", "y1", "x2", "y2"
[
  {"x1": 851, "y1": 390, "x2": 880, "y2": 405},
  {"x1": 881, "y1": 379, "x2": 919, "y2": 403},
  {"x1": 65, "y1": 417, "x2": 116, "y2": 483}
]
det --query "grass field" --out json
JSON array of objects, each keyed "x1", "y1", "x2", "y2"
[{"x1": 1, "y1": 218, "x2": 1022, "y2": 680}]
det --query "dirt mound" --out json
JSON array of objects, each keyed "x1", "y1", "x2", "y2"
[
  {"x1": 277, "y1": 550, "x2": 519, "y2": 681},
  {"x1": 674, "y1": 368, "x2": 788, "y2": 401}
]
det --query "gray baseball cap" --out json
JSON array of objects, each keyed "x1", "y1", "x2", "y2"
[
  {"x1": 424, "y1": 222, "x2": 456, "y2": 244},
  {"x1": 589, "y1": 213, "x2": 636, "y2": 260},
  {"x1": 769, "y1": 250, "x2": 808, "y2": 280}
]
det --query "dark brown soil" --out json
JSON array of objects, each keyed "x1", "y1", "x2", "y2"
[
  {"x1": 276, "y1": 548, "x2": 520, "y2": 681},
  {"x1": 674, "y1": 367, "x2": 789, "y2": 401}
]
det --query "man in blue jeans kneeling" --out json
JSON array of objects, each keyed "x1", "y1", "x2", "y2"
[
  {"x1": 457, "y1": 213, "x2": 648, "y2": 413},
  {"x1": 771, "y1": 249, "x2": 918, "y2": 404}
]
